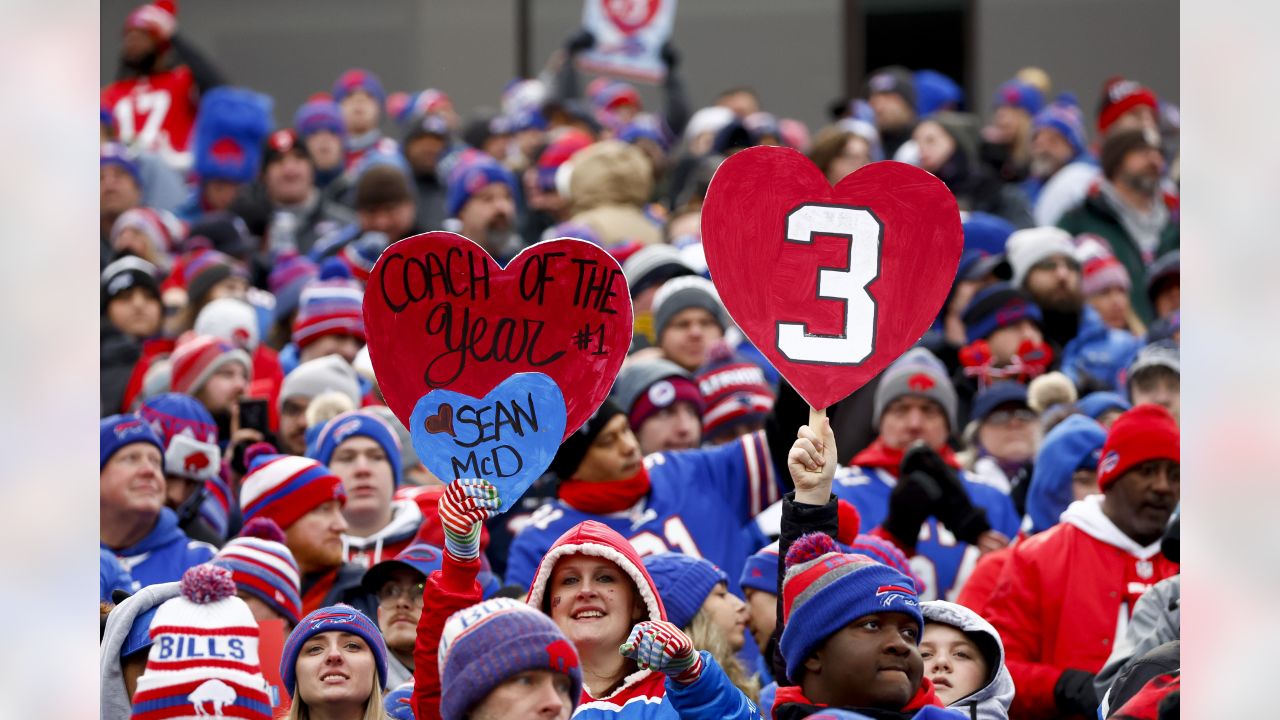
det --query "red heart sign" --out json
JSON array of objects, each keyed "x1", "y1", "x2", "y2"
[
  {"x1": 363, "y1": 232, "x2": 633, "y2": 439},
  {"x1": 701, "y1": 148, "x2": 962, "y2": 410}
]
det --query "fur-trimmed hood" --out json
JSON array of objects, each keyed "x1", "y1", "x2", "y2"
[{"x1": 524, "y1": 519, "x2": 666, "y2": 623}]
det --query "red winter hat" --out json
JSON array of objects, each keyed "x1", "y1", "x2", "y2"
[
  {"x1": 1097, "y1": 403, "x2": 1179, "y2": 491},
  {"x1": 1097, "y1": 77, "x2": 1158, "y2": 135},
  {"x1": 170, "y1": 334, "x2": 252, "y2": 397},
  {"x1": 124, "y1": 0, "x2": 177, "y2": 41}
]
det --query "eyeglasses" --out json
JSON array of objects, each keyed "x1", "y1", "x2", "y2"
[
  {"x1": 376, "y1": 582, "x2": 425, "y2": 607},
  {"x1": 985, "y1": 409, "x2": 1037, "y2": 426}
]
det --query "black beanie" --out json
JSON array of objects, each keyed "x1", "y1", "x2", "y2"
[{"x1": 549, "y1": 399, "x2": 625, "y2": 480}]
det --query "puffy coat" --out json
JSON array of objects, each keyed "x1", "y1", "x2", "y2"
[{"x1": 982, "y1": 496, "x2": 1178, "y2": 718}]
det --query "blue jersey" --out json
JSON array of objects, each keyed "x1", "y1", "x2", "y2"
[
  {"x1": 506, "y1": 431, "x2": 781, "y2": 595},
  {"x1": 830, "y1": 465, "x2": 1019, "y2": 601}
]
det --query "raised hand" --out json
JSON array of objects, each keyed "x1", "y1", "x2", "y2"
[
  {"x1": 619, "y1": 620, "x2": 704, "y2": 685},
  {"x1": 437, "y1": 479, "x2": 500, "y2": 561},
  {"x1": 788, "y1": 416, "x2": 837, "y2": 505}
]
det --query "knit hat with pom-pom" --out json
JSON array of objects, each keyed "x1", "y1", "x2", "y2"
[
  {"x1": 210, "y1": 518, "x2": 302, "y2": 625},
  {"x1": 238, "y1": 445, "x2": 346, "y2": 531},
  {"x1": 779, "y1": 533, "x2": 922, "y2": 682},
  {"x1": 130, "y1": 564, "x2": 273, "y2": 719}
]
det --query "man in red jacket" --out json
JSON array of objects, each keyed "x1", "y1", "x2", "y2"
[{"x1": 983, "y1": 404, "x2": 1179, "y2": 718}]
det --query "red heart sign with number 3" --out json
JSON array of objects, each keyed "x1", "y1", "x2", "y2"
[
  {"x1": 363, "y1": 232, "x2": 633, "y2": 439},
  {"x1": 701, "y1": 147, "x2": 963, "y2": 410}
]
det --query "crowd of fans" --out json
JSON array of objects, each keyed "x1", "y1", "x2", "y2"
[{"x1": 100, "y1": 3, "x2": 1180, "y2": 718}]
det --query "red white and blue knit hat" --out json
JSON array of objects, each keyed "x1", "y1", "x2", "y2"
[
  {"x1": 294, "y1": 92, "x2": 346, "y2": 139},
  {"x1": 281, "y1": 604, "x2": 388, "y2": 697},
  {"x1": 169, "y1": 335, "x2": 252, "y2": 397},
  {"x1": 138, "y1": 393, "x2": 221, "y2": 483},
  {"x1": 779, "y1": 533, "x2": 922, "y2": 682},
  {"x1": 291, "y1": 279, "x2": 366, "y2": 350},
  {"x1": 696, "y1": 346, "x2": 776, "y2": 442},
  {"x1": 129, "y1": 564, "x2": 272, "y2": 719},
  {"x1": 438, "y1": 598, "x2": 583, "y2": 720},
  {"x1": 239, "y1": 450, "x2": 346, "y2": 531},
  {"x1": 210, "y1": 518, "x2": 302, "y2": 626},
  {"x1": 101, "y1": 414, "x2": 165, "y2": 469},
  {"x1": 642, "y1": 553, "x2": 729, "y2": 629},
  {"x1": 332, "y1": 68, "x2": 386, "y2": 107}
]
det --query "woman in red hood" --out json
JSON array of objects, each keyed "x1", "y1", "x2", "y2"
[{"x1": 524, "y1": 519, "x2": 762, "y2": 719}]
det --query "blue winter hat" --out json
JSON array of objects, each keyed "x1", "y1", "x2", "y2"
[
  {"x1": 971, "y1": 381, "x2": 1030, "y2": 423},
  {"x1": 100, "y1": 142, "x2": 142, "y2": 187},
  {"x1": 446, "y1": 155, "x2": 517, "y2": 218},
  {"x1": 333, "y1": 68, "x2": 386, "y2": 106},
  {"x1": 619, "y1": 113, "x2": 671, "y2": 152},
  {"x1": 294, "y1": 93, "x2": 345, "y2": 138},
  {"x1": 1076, "y1": 391, "x2": 1131, "y2": 420},
  {"x1": 282, "y1": 605, "x2": 389, "y2": 697},
  {"x1": 361, "y1": 542, "x2": 444, "y2": 595},
  {"x1": 958, "y1": 213, "x2": 1015, "y2": 282},
  {"x1": 101, "y1": 414, "x2": 165, "y2": 469},
  {"x1": 739, "y1": 542, "x2": 780, "y2": 594},
  {"x1": 642, "y1": 553, "x2": 729, "y2": 629},
  {"x1": 439, "y1": 598, "x2": 582, "y2": 720},
  {"x1": 994, "y1": 79, "x2": 1044, "y2": 116},
  {"x1": 1032, "y1": 102, "x2": 1088, "y2": 159},
  {"x1": 193, "y1": 86, "x2": 274, "y2": 183},
  {"x1": 914, "y1": 69, "x2": 964, "y2": 116},
  {"x1": 1026, "y1": 414, "x2": 1107, "y2": 533},
  {"x1": 962, "y1": 282, "x2": 1043, "y2": 344},
  {"x1": 310, "y1": 410, "x2": 404, "y2": 487},
  {"x1": 780, "y1": 533, "x2": 923, "y2": 683}
]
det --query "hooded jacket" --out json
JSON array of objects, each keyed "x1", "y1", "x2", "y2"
[
  {"x1": 982, "y1": 496, "x2": 1178, "y2": 718},
  {"x1": 921, "y1": 601, "x2": 1015, "y2": 720},
  {"x1": 1058, "y1": 307, "x2": 1142, "y2": 394},
  {"x1": 342, "y1": 498, "x2": 424, "y2": 568},
  {"x1": 1024, "y1": 415, "x2": 1108, "y2": 535},
  {"x1": 524, "y1": 520, "x2": 761, "y2": 719},
  {"x1": 102, "y1": 506, "x2": 217, "y2": 590},
  {"x1": 100, "y1": 581, "x2": 182, "y2": 720}
]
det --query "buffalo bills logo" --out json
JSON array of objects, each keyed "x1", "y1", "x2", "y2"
[
  {"x1": 1002, "y1": 87, "x2": 1022, "y2": 105},
  {"x1": 114, "y1": 419, "x2": 148, "y2": 440},
  {"x1": 332, "y1": 418, "x2": 363, "y2": 445},
  {"x1": 231, "y1": 327, "x2": 251, "y2": 347},
  {"x1": 308, "y1": 610, "x2": 358, "y2": 629},
  {"x1": 876, "y1": 584, "x2": 916, "y2": 607},
  {"x1": 907, "y1": 373, "x2": 935, "y2": 392},
  {"x1": 184, "y1": 451, "x2": 211, "y2": 474},
  {"x1": 210, "y1": 137, "x2": 246, "y2": 166},
  {"x1": 869, "y1": 73, "x2": 897, "y2": 94},
  {"x1": 1109, "y1": 80, "x2": 1143, "y2": 103},
  {"x1": 546, "y1": 638, "x2": 579, "y2": 673},
  {"x1": 269, "y1": 129, "x2": 296, "y2": 153},
  {"x1": 1099, "y1": 450, "x2": 1120, "y2": 475},
  {"x1": 402, "y1": 547, "x2": 440, "y2": 563}
]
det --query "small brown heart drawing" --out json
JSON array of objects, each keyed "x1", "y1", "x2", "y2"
[{"x1": 424, "y1": 403, "x2": 456, "y2": 437}]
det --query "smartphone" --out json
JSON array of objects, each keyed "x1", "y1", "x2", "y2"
[{"x1": 238, "y1": 397, "x2": 271, "y2": 436}]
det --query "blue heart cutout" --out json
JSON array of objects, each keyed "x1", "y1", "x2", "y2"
[{"x1": 409, "y1": 372, "x2": 567, "y2": 513}]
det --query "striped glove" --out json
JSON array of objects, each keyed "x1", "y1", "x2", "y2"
[
  {"x1": 437, "y1": 479, "x2": 499, "y2": 561},
  {"x1": 619, "y1": 620, "x2": 704, "y2": 685}
]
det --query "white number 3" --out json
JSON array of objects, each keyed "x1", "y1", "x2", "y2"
[{"x1": 776, "y1": 204, "x2": 882, "y2": 365}]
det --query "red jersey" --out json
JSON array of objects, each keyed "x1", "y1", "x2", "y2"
[{"x1": 102, "y1": 66, "x2": 199, "y2": 167}]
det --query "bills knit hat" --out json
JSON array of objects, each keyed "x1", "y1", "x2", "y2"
[
  {"x1": 169, "y1": 335, "x2": 252, "y2": 397},
  {"x1": 291, "y1": 279, "x2": 366, "y2": 350},
  {"x1": 439, "y1": 598, "x2": 582, "y2": 720},
  {"x1": 101, "y1": 414, "x2": 166, "y2": 469},
  {"x1": 642, "y1": 553, "x2": 729, "y2": 629},
  {"x1": 310, "y1": 410, "x2": 404, "y2": 487},
  {"x1": 1005, "y1": 226, "x2": 1077, "y2": 289},
  {"x1": 277, "y1": 354, "x2": 362, "y2": 410},
  {"x1": 129, "y1": 565, "x2": 272, "y2": 719},
  {"x1": 210, "y1": 518, "x2": 302, "y2": 626},
  {"x1": 550, "y1": 398, "x2": 625, "y2": 480},
  {"x1": 294, "y1": 93, "x2": 345, "y2": 138},
  {"x1": 239, "y1": 451, "x2": 346, "y2": 530},
  {"x1": 111, "y1": 207, "x2": 186, "y2": 258},
  {"x1": 194, "y1": 297, "x2": 259, "y2": 352},
  {"x1": 865, "y1": 66, "x2": 917, "y2": 109},
  {"x1": 446, "y1": 155, "x2": 518, "y2": 218},
  {"x1": 1097, "y1": 77, "x2": 1158, "y2": 135},
  {"x1": 961, "y1": 283, "x2": 1043, "y2": 344},
  {"x1": 780, "y1": 533, "x2": 922, "y2": 682},
  {"x1": 102, "y1": 256, "x2": 161, "y2": 310},
  {"x1": 268, "y1": 252, "x2": 320, "y2": 324},
  {"x1": 652, "y1": 275, "x2": 727, "y2": 342},
  {"x1": 282, "y1": 604, "x2": 388, "y2": 697},
  {"x1": 181, "y1": 249, "x2": 248, "y2": 307},
  {"x1": 332, "y1": 68, "x2": 386, "y2": 107},
  {"x1": 1097, "y1": 403, "x2": 1179, "y2": 491},
  {"x1": 696, "y1": 346, "x2": 775, "y2": 442},
  {"x1": 994, "y1": 79, "x2": 1044, "y2": 116},
  {"x1": 1032, "y1": 103, "x2": 1088, "y2": 159},
  {"x1": 612, "y1": 359, "x2": 704, "y2": 432},
  {"x1": 138, "y1": 393, "x2": 221, "y2": 482},
  {"x1": 192, "y1": 87, "x2": 273, "y2": 184},
  {"x1": 872, "y1": 347, "x2": 958, "y2": 431},
  {"x1": 740, "y1": 541, "x2": 780, "y2": 594},
  {"x1": 101, "y1": 142, "x2": 142, "y2": 187}
]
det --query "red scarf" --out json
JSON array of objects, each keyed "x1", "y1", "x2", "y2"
[
  {"x1": 558, "y1": 466, "x2": 652, "y2": 514},
  {"x1": 851, "y1": 438, "x2": 961, "y2": 477},
  {"x1": 773, "y1": 677, "x2": 945, "y2": 716}
]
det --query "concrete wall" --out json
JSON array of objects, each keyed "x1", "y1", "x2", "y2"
[{"x1": 101, "y1": 0, "x2": 1177, "y2": 136}]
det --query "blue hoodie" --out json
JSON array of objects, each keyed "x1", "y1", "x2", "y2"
[
  {"x1": 1024, "y1": 415, "x2": 1107, "y2": 534},
  {"x1": 99, "y1": 548, "x2": 134, "y2": 602},
  {"x1": 102, "y1": 507, "x2": 216, "y2": 591},
  {"x1": 1059, "y1": 306, "x2": 1142, "y2": 392}
]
